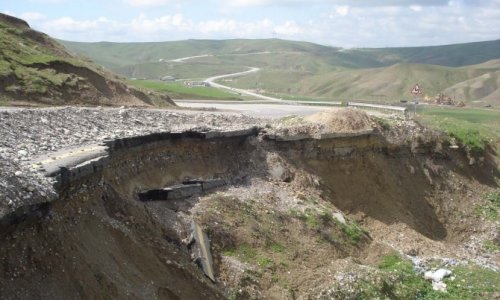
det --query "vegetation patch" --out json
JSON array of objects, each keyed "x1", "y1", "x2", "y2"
[
  {"x1": 418, "y1": 107, "x2": 499, "y2": 155},
  {"x1": 338, "y1": 220, "x2": 368, "y2": 244},
  {"x1": 475, "y1": 190, "x2": 500, "y2": 220},
  {"x1": 483, "y1": 239, "x2": 500, "y2": 253},
  {"x1": 291, "y1": 207, "x2": 369, "y2": 246},
  {"x1": 373, "y1": 116, "x2": 391, "y2": 130},
  {"x1": 224, "y1": 244, "x2": 258, "y2": 262},
  {"x1": 128, "y1": 80, "x2": 242, "y2": 100},
  {"x1": 0, "y1": 15, "x2": 164, "y2": 106},
  {"x1": 322, "y1": 254, "x2": 500, "y2": 299}
]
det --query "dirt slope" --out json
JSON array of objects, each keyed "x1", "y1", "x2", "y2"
[
  {"x1": 0, "y1": 13, "x2": 174, "y2": 107},
  {"x1": 0, "y1": 109, "x2": 498, "y2": 299}
]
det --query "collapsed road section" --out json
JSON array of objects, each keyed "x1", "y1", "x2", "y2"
[{"x1": 0, "y1": 107, "x2": 498, "y2": 299}]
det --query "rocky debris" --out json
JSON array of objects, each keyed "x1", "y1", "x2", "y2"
[
  {"x1": 140, "y1": 184, "x2": 202, "y2": 201},
  {"x1": 139, "y1": 179, "x2": 227, "y2": 202},
  {"x1": 183, "y1": 179, "x2": 227, "y2": 192},
  {"x1": 265, "y1": 111, "x2": 375, "y2": 141},
  {"x1": 332, "y1": 212, "x2": 347, "y2": 225},
  {"x1": 305, "y1": 108, "x2": 373, "y2": 132},
  {"x1": 424, "y1": 268, "x2": 452, "y2": 291},
  {"x1": 0, "y1": 107, "x2": 265, "y2": 221},
  {"x1": 0, "y1": 105, "x2": 498, "y2": 299},
  {"x1": 377, "y1": 117, "x2": 444, "y2": 152}
]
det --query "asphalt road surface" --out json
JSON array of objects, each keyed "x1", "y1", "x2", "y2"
[
  {"x1": 204, "y1": 67, "x2": 284, "y2": 101},
  {"x1": 176, "y1": 100, "x2": 331, "y2": 117}
]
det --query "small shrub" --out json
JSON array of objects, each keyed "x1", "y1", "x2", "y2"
[
  {"x1": 269, "y1": 243, "x2": 286, "y2": 253},
  {"x1": 257, "y1": 257, "x2": 274, "y2": 268},
  {"x1": 475, "y1": 190, "x2": 500, "y2": 220},
  {"x1": 224, "y1": 244, "x2": 257, "y2": 262},
  {"x1": 484, "y1": 240, "x2": 500, "y2": 252},
  {"x1": 373, "y1": 116, "x2": 391, "y2": 130},
  {"x1": 334, "y1": 219, "x2": 368, "y2": 244}
]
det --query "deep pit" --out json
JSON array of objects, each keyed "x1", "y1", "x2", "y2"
[{"x1": 0, "y1": 122, "x2": 498, "y2": 299}]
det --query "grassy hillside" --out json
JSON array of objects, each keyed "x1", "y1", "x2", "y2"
[
  {"x1": 0, "y1": 13, "x2": 173, "y2": 106},
  {"x1": 225, "y1": 61, "x2": 500, "y2": 104},
  {"x1": 62, "y1": 38, "x2": 500, "y2": 71},
  {"x1": 346, "y1": 39, "x2": 500, "y2": 67},
  {"x1": 116, "y1": 61, "x2": 246, "y2": 80},
  {"x1": 61, "y1": 38, "x2": 500, "y2": 106},
  {"x1": 61, "y1": 39, "x2": 339, "y2": 70},
  {"x1": 416, "y1": 106, "x2": 500, "y2": 155}
]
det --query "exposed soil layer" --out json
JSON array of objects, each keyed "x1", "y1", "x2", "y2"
[{"x1": 0, "y1": 120, "x2": 498, "y2": 299}]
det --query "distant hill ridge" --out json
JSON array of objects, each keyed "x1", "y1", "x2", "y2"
[
  {"x1": 61, "y1": 37, "x2": 500, "y2": 106},
  {"x1": 0, "y1": 13, "x2": 173, "y2": 106},
  {"x1": 61, "y1": 38, "x2": 500, "y2": 69}
]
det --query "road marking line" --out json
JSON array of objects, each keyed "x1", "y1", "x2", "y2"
[{"x1": 31, "y1": 145, "x2": 106, "y2": 168}]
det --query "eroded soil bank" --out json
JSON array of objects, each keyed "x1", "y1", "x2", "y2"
[{"x1": 0, "y1": 113, "x2": 498, "y2": 299}]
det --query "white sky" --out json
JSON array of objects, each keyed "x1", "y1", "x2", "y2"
[{"x1": 3, "y1": 0, "x2": 500, "y2": 47}]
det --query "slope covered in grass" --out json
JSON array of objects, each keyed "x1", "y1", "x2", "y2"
[
  {"x1": 61, "y1": 38, "x2": 500, "y2": 105},
  {"x1": 0, "y1": 13, "x2": 173, "y2": 106}
]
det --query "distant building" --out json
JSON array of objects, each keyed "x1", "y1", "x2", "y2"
[
  {"x1": 434, "y1": 93, "x2": 454, "y2": 105},
  {"x1": 184, "y1": 81, "x2": 210, "y2": 87},
  {"x1": 160, "y1": 75, "x2": 176, "y2": 81}
]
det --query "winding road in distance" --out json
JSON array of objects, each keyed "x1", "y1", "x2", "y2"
[
  {"x1": 167, "y1": 52, "x2": 283, "y2": 101},
  {"x1": 204, "y1": 67, "x2": 284, "y2": 102},
  {"x1": 168, "y1": 53, "x2": 407, "y2": 117}
]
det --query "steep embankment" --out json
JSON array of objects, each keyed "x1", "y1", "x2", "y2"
[
  {"x1": 0, "y1": 13, "x2": 173, "y2": 106},
  {"x1": 0, "y1": 108, "x2": 498, "y2": 299}
]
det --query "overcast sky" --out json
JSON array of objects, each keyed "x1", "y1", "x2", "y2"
[{"x1": 3, "y1": 0, "x2": 500, "y2": 47}]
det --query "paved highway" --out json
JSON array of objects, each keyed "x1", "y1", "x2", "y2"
[
  {"x1": 167, "y1": 54, "x2": 214, "y2": 63},
  {"x1": 176, "y1": 100, "x2": 331, "y2": 117},
  {"x1": 204, "y1": 67, "x2": 284, "y2": 102}
]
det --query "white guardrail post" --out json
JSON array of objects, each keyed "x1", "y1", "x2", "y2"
[{"x1": 347, "y1": 102, "x2": 408, "y2": 119}]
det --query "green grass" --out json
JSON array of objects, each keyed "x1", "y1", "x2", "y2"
[
  {"x1": 269, "y1": 243, "x2": 287, "y2": 253},
  {"x1": 353, "y1": 254, "x2": 432, "y2": 299},
  {"x1": 0, "y1": 17, "x2": 119, "y2": 103},
  {"x1": 475, "y1": 190, "x2": 500, "y2": 220},
  {"x1": 117, "y1": 61, "x2": 246, "y2": 80},
  {"x1": 373, "y1": 116, "x2": 392, "y2": 130},
  {"x1": 484, "y1": 239, "x2": 500, "y2": 252},
  {"x1": 128, "y1": 80, "x2": 243, "y2": 100},
  {"x1": 418, "y1": 106, "x2": 500, "y2": 124},
  {"x1": 61, "y1": 38, "x2": 500, "y2": 105},
  {"x1": 353, "y1": 255, "x2": 500, "y2": 300},
  {"x1": 426, "y1": 264, "x2": 500, "y2": 299},
  {"x1": 61, "y1": 38, "x2": 500, "y2": 71},
  {"x1": 224, "y1": 244, "x2": 258, "y2": 261},
  {"x1": 291, "y1": 207, "x2": 369, "y2": 245},
  {"x1": 257, "y1": 257, "x2": 274, "y2": 268},
  {"x1": 339, "y1": 220, "x2": 367, "y2": 244},
  {"x1": 417, "y1": 106, "x2": 499, "y2": 154}
]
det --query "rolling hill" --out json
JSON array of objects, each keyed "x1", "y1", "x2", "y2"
[
  {"x1": 0, "y1": 13, "x2": 173, "y2": 106},
  {"x1": 61, "y1": 38, "x2": 500, "y2": 106}
]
